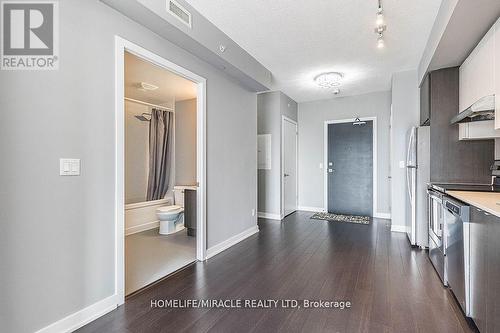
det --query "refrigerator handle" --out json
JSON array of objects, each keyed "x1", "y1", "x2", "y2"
[
  {"x1": 405, "y1": 129, "x2": 413, "y2": 203},
  {"x1": 406, "y1": 128, "x2": 413, "y2": 166}
]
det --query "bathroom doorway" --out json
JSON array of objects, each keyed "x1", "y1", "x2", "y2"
[{"x1": 115, "y1": 37, "x2": 206, "y2": 302}]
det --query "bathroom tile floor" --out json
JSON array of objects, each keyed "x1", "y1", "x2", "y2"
[{"x1": 125, "y1": 228, "x2": 196, "y2": 295}]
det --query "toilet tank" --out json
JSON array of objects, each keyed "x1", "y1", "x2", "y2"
[{"x1": 173, "y1": 185, "x2": 197, "y2": 206}]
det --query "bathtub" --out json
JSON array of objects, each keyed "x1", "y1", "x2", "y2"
[{"x1": 125, "y1": 198, "x2": 172, "y2": 236}]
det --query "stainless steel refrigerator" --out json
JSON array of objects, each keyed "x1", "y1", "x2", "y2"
[{"x1": 406, "y1": 126, "x2": 430, "y2": 247}]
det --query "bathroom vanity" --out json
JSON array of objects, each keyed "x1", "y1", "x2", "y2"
[{"x1": 184, "y1": 188, "x2": 197, "y2": 237}]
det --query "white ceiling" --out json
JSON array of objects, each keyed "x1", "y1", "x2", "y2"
[
  {"x1": 125, "y1": 51, "x2": 197, "y2": 106},
  {"x1": 184, "y1": 0, "x2": 442, "y2": 102}
]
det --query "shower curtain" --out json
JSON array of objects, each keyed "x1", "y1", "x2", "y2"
[{"x1": 146, "y1": 108, "x2": 173, "y2": 201}]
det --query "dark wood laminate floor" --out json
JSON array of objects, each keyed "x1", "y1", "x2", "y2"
[{"x1": 78, "y1": 212, "x2": 475, "y2": 333}]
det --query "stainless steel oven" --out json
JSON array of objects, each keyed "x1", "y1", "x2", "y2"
[{"x1": 427, "y1": 187, "x2": 446, "y2": 284}]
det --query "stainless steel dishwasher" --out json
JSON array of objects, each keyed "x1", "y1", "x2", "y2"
[{"x1": 444, "y1": 196, "x2": 470, "y2": 316}]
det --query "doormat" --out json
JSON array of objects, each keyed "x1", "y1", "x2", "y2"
[{"x1": 310, "y1": 212, "x2": 370, "y2": 225}]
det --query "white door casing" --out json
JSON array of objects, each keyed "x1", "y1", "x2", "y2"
[
  {"x1": 115, "y1": 36, "x2": 207, "y2": 305},
  {"x1": 282, "y1": 116, "x2": 298, "y2": 217}
]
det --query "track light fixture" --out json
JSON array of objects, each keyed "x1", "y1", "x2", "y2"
[
  {"x1": 374, "y1": 0, "x2": 386, "y2": 48},
  {"x1": 377, "y1": 33, "x2": 385, "y2": 48}
]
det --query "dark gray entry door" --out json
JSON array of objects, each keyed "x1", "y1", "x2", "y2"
[{"x1": 327, "y1": 121, "x2": 373, "y2": 216}]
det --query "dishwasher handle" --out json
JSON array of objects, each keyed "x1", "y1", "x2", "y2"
[
  {"x1": 444, "y1": 199, "x2": 462, "y2": 216},
  {"x1": 444, "y1": 196, "x2": 470, "y2": 222}
]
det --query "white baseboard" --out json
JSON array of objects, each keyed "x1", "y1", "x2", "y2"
[
  {"x1": 206, "y1": 225, "x2": 259, "y2": 260},
  {"x1": 257, "y1": 212, "x2": 282, "y2": 220},
  {"x1": 298, "y1": 206, "x2": 325, "y2": 212},
  {"x1": 373, "y1": 212, "x2": 391, "y2": 219},
  {"x1": 391, "y1": 225, "x2": 406, "y2": 233},
  {"x1": 35, "y1": 294, "x2": 118, "y2": 333},
  {"x1": 125, "y1": 220, "x2": 159, "y2": 236}
]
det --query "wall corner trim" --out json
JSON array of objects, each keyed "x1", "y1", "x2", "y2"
[
  {"x1": 390, "y1": 224, "x2": 406, "y2": 233},
  {"x1": 257, "y1": 212, "x2": 282, "y2": 220},
  {"x1": 206, "y1": 225, "x2": 259, "y2": 260},
  {"x1": 297, "y1": 206, "x2": 326, "y2": 213},
  {"x1": 34, "y1": 294, "x2": 119, "y2": 333},
  {"x1": 374, "y1": 212, "x2": 392, "y2": 220}
]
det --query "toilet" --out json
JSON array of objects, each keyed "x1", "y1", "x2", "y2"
[
  {"x1": 156, "y1": 186, "x2": 190, "y2": 235},
  {"x1": 156, "y1": 205, "x2": 184, "y2": 235}
]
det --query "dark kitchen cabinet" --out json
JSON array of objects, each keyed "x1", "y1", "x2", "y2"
[
  {"x1": 428, "y1": 67, "x2": 493, "y2": 184},
  {"x1": 469, "y1": 206, "x2": 500, "y2": 332},
  {"x1": 420, "y1": 73, "x2": 430, "y2": 126}
]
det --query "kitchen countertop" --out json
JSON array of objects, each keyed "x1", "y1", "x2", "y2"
[
  {"x1": 447, "y1": 191, "x2": 500, "y2": 217},
  {"x1": 429, "y1": 183, "x2": 500, "y2": 193}
]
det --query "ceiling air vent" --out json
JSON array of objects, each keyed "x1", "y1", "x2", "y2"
[{"x1": 167, "y1": 0, "x2": 192, "y2": 28}]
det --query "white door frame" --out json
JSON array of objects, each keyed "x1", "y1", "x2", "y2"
[
  {"x1": 114, "y1": 36, "x2": 207, "y2": 305},
  {"x1": 281, "y1": 115, "x2": 298, "y2": 218},
  {"x1": 323, "y1": 117, "x2": 377, "y2": 216}
]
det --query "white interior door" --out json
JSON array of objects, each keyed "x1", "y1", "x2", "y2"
[{"x1": 283, "y1": 117, "x2": 297, "y2": 217}]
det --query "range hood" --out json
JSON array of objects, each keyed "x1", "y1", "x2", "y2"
[{"x1": 450, "y1": 94, "x2": 495, "y2": 124}]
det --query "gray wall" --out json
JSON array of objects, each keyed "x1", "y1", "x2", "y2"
[
  {"x1": 418, "y1": 0, "x2": 500, "y2": 84},
  {"x1": 298, "y1": 91, "x2": 391, "y2": 215},
  {"x1": 103, "y1": 0, "x2": 272, "y2": 91},
  {"x1": 125, "y1": 100, "x2": 150, "y2": 204},
  {"x1": 418, "y1": 0, "x2": 458, "y2": 83},
  {"x1": 175, "y1": 98, "x2": 197, "y2": 186},
  {"x1": 257, "y1": 91, "x2": 297, "y2": 216},
  {"x1": 257, "y1": 92, "x2": 281, "y2": 215},
  {"x1": 280, "y1": 92, "x2": 298, "y2": 123},
  {"x1": 390, "y1": 70, "x2": 420, "y2": 229},
  {"x1": 0, "y1": 1, "x2": 257, "y2": 332}
]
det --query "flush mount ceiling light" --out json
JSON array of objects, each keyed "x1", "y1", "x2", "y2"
[
  {"x1": 314, "y1": 72, "x2": 343, "y2": 89},
  {"x1": 138, "y1": 82, "x2": 159, "y2": 91},
  {"x1": 374, "y1": 0, "x2": 387, "y2": 48}
]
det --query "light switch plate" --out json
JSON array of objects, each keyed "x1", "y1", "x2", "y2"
[
  {"x1": 399, "y1": 160, "x2": 406, "y2": 169},
  {"x1": 60, "y1": 158, "x2": 81, "y2": 176}
]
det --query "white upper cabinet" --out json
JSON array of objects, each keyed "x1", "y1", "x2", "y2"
[
  {"x1": 459, "y1": 24, "x2": 496, "y2": 113},
  {"x1": 458, "y1": 17, "x2": 500, "y2": 139}
]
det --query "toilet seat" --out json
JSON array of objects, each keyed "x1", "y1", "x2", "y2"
[{"x1": 156, "y1": 205, "x2": 183, "y2": 214}]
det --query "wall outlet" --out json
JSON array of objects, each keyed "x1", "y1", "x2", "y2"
[{"x1": 399, "y1": 160, "x2": 406, "y2": 169}]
